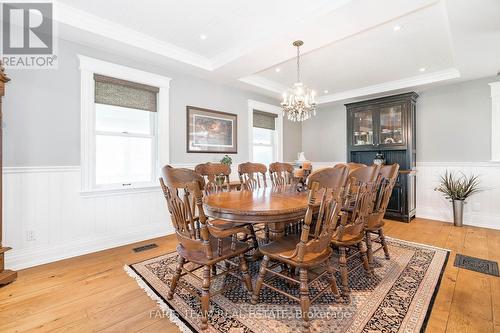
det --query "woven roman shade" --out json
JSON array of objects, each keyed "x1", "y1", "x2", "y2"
[
  {"x1": 253, "y1": 110, "x2": 277, "y2": 130},
  {"x1": 94, "y1": 74, "x2": 159, "y2": 112}
]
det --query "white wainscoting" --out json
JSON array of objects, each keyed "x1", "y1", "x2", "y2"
[
  {"x1": 5, "y1": 161, "x2": 499, "y2": 270},
  {"x1": 311, "y1": 161, "x2": 500, "y2": 230},
  {"x1": 3, "y1": 166, "x2": 171, "y2": 270}
]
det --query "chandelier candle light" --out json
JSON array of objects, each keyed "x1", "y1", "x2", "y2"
[{"x1": 281, "y1": 40, "x2": 317, "y2": 122}]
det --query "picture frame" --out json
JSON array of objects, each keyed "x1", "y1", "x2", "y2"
[{"x1": 186, "y1": 106, "x2": 238, "y2": 153}]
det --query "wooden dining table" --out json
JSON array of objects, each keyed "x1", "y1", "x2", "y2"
[{"x1": 203, "y1": 186, "x2": 309, "y2": 241}]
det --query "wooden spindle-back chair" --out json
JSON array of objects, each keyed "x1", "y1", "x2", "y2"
[
  {"x1": 252, "y1": 166, "x2": 349, "y2": 331},
  {"x1": 194, "y1": 162, "x2": 259, "y2": 253},
  {"x1": 159, "y1": 166, "x2": 253, "y2": 330},
  {"x1": 238, "y1": 162, "x2": 268, "y2": 190},
  {"x1": 238, "y1": 162, "x2": 270, "y2": 242},
  {"x1": 330, "y1": 174, "x2": 379, "y2": 294},
  {"x1": 269, "y1": 162, "x2": 294, "y2": 187},
  {"x1": 194, "y1": 162, "x2": 231, "y2": 194},
  {"x1": 365, "y1": 164, "x2": 400, "y2": 268}
]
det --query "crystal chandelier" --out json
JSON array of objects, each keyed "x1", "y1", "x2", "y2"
[{"x1": 281, "y1": 40, "x2": 317, "y2": 122}]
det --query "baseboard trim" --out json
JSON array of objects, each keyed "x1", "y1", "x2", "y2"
[{"x1": 5, "y1": 224, "x2": 173, "y2": 270}]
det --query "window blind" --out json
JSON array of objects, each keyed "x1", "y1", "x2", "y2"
[
  {"x1": 94, "y1": 74, "x2": 159, "y2": 112},
  {"x1": 253, "y1": 110, "x2": 277, "y2": 130}
]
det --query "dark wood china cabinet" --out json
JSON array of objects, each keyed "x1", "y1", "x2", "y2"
[{"x1": 346, "y1": 92, "x2": 418, "y2": 222}]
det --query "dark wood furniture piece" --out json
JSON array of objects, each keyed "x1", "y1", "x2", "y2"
[
  {"x1": 0, "y1": 62, "x2": 16, "y2": 286},
  {"x1": 330, "y1": 165, "x2": 379, "y2": 293},
  {"x1": 238, "y1": 162, "x2": 268, "y2": 190},
  {"x1": 203, "y1": 186, "x2": 310, "y2": 241},
  {"x1": 195, "y1": 162, "x2": 258, "y2": 251},
  {"x1": 160, "y1": 167, "x2": 252, "y2": 330},
  {"x1": 346, "y1": 92, "x2": 418, "y2": 222},
  {"x1": 365, "y1": 164, "x2": 400, "y2": 269},
  {"x1": 251, "y1": 166, "x2": 348, "y2": 332}
]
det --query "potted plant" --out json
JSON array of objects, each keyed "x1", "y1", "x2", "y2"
[
  {"x1": 220, "y1": 155, "x2": 232, "y2": 167},
  {"x1": 434, "y1": 171, "x2": 481, "y2": 227},
  {"x1": 217, "y1": 155, "x2": 232, "y2": 185}
]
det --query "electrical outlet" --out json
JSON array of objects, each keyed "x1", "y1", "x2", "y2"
[
  {"x1": 26, "y1": 230, "x2": 36, "y2": 241},
  {"x1": 472, "y1": 202, "x2": 481, "y2": 212}
]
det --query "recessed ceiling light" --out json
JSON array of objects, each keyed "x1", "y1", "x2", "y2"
[
  {"x1": 419, "y1": 67, "x2": 426, "y2": 72},
  {"x1": 275, "y1": 67, "x2": 281, "y2": 73},
  {"x1": 324, "y1": 90, "x2": 329, "y2": 94},
  {"x1": 200, "y1": 34, "x2": 207, "y2": 40},
  {"x1": 393, "y1": 25, "x2": 401, "y2": 31}
]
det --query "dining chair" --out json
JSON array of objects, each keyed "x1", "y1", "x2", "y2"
[
  {"x1": 269, "y1": 162, "x2": 294, "y2": 187},
  {"x1": 337, "y1": 162, "x2": 367, "y2": 174},
  {"x1": 238, "y1": 162, "x2": 268, "y2": 190},
  {"x1": 238, "y1": 162, "x2": 270, "y2": 243},
  {"x1": 251, "y1": 166, "x2": 349, "y2": 332},
  {"x1": 195, "y1": 162, "x2": 259, "y2": 252},
  {"x1": 269, "y1": 162, "x2": 300, "y2": 236},
  {"x1": 365, "y1": 164, "x2": 400, "y2": 269},
  {"x1": 160, "y1": 166, "x2": 253, "y2": 330},
  {"x1": 330, "y1": 164, "x2": 380, "y2": 294},
  {"x1": 194, "y1": 162, "x2": 232, "y2": 194}
]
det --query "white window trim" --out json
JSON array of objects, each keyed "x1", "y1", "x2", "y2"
[
  {"x1": 78, "y1": 55, "x2": 171, "y2": 195},
  {"x1": 490, "y1": 81, "x2": 500, "y2": 162},
  {"x1": 247, "y1": 100, "x2": 283, "y2": 162}
]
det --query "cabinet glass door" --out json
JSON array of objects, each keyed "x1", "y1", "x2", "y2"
[
  {"x1": 352, "y1": 110, "x2": 373, "y2": 146},
  {"x1": 379, "y1": 105, "x2": 403, "y2": 145}
]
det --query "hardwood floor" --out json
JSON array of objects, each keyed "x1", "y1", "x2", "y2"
[{"x1": 0, "y1": 218, "x2": 499, "y2": 332}]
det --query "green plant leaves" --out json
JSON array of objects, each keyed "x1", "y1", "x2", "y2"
[{"x1": 434, "y1": 170, "x2": 482, "y2": 201}]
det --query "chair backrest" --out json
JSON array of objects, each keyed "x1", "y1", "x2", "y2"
[
  {"x1": 160, "y1": 166, "x2": 213, "y2": 260},
  {"x1": 269, "y1": 162, "x2": 294, "y2": 186},
  {"x1": 372, "y1": 163, "x2": 400, "y2": 215},
  {"x1": 291, "y1": 166, "x2": 349, "y2": 262},
  {"x1": 334, "y1": 179, "x2": 377, "y2": 241},
  {"x1": 349, "y1": 164, "x2": 380, "y2": 184},
  {"x1": 238, "y1": 162, "x2": 267, "y2": 190},
  {"x1": 345, "y1": 162, "x2": 367, "y2": 173},
  {"x1": 195, "y1": 162, "x2": 231, "y2": 194}
]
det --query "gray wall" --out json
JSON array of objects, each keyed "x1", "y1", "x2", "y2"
[
  {"x1": 3, "y1": 38, "x2": 301, "y2": 166},
  {"x1": 301, "y1": 103, "x2": 346, "y2": 162},
  {"x1": 301, "y1": 77, "x2": 494, "y2": 162}
]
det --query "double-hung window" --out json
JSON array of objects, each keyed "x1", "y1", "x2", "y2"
[
  {"x1": 94, "y1": 75, "x2": 159, "y2": 189},
  {"x1": 252, "y1": 110, "x2": 278, "y2": 166},
  {"x1": 79, "y1": 55, "x2": 171, "y2": 195}
]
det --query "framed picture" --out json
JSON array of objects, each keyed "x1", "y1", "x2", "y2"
[{"x1": 186, "y1": 106, "x2": 238, "y2": 153}]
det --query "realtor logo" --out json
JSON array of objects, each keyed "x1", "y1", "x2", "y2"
[{"x1": 1, "y1": 1, "x2": 57, "y2": 69}]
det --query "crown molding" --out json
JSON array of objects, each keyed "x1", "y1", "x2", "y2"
[
  {"x1": 238, "y1": 75, "x2": 287, "y2": 95},
  {"x1": 317, "y1": 68, "x2": 460, "y2": 104},
  {"x1": 57, "y1": 3, "x2": 213, "y2": 71},
  {"x1": 240, "y1": 68, "x2": 461, "y2": 104}
]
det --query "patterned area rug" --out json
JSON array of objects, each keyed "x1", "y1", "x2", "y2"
[{"x1": 125, "y1": 237, "x2": 449, "y2": 333}]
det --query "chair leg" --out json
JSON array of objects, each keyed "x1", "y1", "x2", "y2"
[
  {"x1": 167, "y1": 256, "x2": 185, "y2": 300},
  {"x1": 248, "y1": 224, "x2": 259, "y2": 249},
  {"x1": 201, "y1": 265, "x2": 211, "y2": 330},
  {"x1": 299, "y1": 268, "x2": 311, "y2": 332},
  {"x1": 365, "y1": 230, "x2": 374, "y2": 269},
  {"x1": 251, "y1": 255, "x2": 269, "y2": 304},
  {"x1": 264, "y1": 225, "x2": 270, "y2": 244},
  {"x1": 326, "y1": 261, "x2": 341, "y2": 301},
  {"x1": 339, "y1": 247, "x2": 349, "y2": 294},
  {"x1": 365, "y1": 231, "x2": 373, "y2": 269},
  {"x1": 379, "y1": 229, "x2": 390, "y2": 259},
  {"x1": 358, "y1": 241, "x2": 372, "y2": 275},
  {"x1": 239, "y1": 254, "x2": 253, "y2": 293},
  {"x1": 217, "y1": 238, "x2": 223, "y2": 257}
]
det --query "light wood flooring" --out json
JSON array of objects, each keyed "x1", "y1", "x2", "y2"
[{"x1": 1, "y1": 218, "x2": 499, "y2": 332}]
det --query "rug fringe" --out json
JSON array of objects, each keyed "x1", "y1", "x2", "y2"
[{"x1": 123, "y1": 265, "x2": 194, "y2": 333}]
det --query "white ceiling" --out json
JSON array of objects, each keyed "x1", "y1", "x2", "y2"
[{"x1": 54, "y1": 0, "x2": 500, "y2": 103}]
